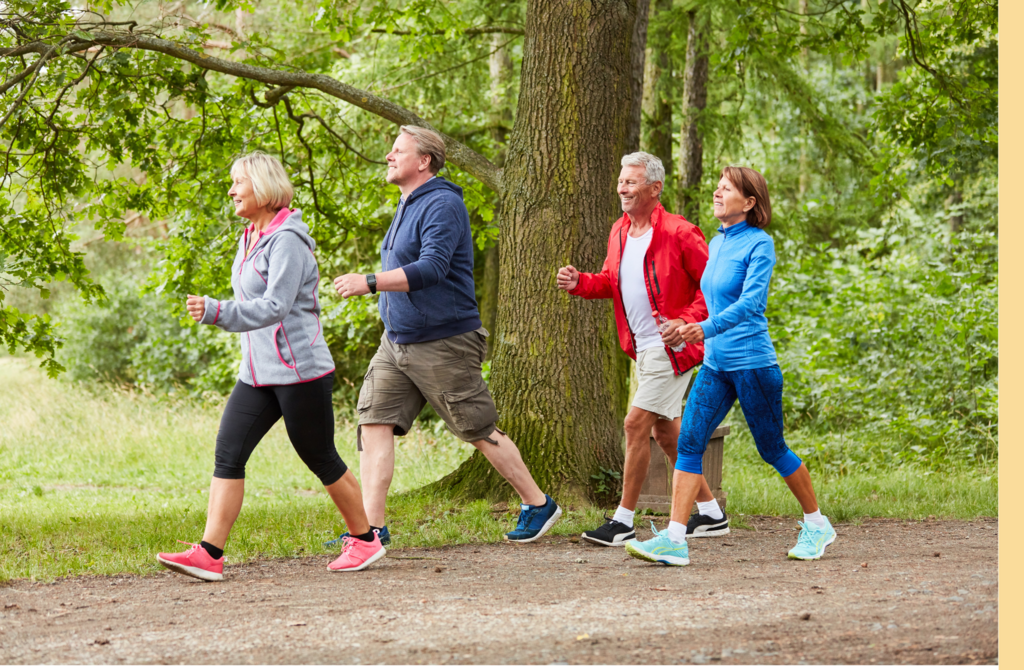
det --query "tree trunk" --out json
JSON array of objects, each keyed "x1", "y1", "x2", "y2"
[
  {"x1": 641, "y1": 0, "x2": 674, "y2": 180},
  {"x1": 479, "y1": 35, "x2": 515, "y2": 359},
  {"x1": 677, "y1": 10, "x2": 708, "y2": 224},
  {"x1": 626, "y1": 0, "x2": 651, "y2": 154},
  {"x1": 437, "y1": 0, "x2": 641, "y2": 503}
]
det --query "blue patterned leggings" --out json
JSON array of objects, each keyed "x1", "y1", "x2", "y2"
[{"x1": 676, "y1": 364, "x2": 802, "y2": 478}]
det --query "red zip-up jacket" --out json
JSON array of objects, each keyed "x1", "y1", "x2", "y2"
[{"x1": 569, "y1": 202, "x2": 709, "y2": 375}]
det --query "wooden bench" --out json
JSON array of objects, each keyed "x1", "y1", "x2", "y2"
[{"x1": 636, "y1": 425, "x2": 729, "y2": 515}]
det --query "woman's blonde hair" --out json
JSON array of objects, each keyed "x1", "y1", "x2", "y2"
[{"x1": 230, "y1": 151, "x2": 294, "y2": 210}]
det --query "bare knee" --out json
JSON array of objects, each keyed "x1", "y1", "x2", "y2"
[{"x1": 623, "y1": 411, "x2": 653, "y2": 440}]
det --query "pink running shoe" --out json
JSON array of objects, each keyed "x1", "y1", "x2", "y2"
[
  {"x1": 157, "y1": 541, "x2": 224, "y2": 581},
  {"x1": 327, "y1": 535, "x2": 386, "y2": 572}
]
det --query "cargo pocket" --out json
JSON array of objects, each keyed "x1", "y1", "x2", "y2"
[
  {"x1": 441, "y1": 380, "x2": 499, "y2": 437},
  {"x1": 356, "y1": 367, "x2": 374, "y2": 412}
]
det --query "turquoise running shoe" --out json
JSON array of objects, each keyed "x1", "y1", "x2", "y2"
[
  {"x1": 788, "y1": 518, "x2": 837, "y2": 560},
  {"x1": 624, "y1": 522, "x2": 689, "y2": 566}
]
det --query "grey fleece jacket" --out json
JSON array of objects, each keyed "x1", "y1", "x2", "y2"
[{"x1": 200, "y1": 209, "x2": 335, "y2": 386}]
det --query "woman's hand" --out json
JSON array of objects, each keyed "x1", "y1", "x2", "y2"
[
  {"x1": 556, "y1": 265, "x2": 579, "y2": 291},
  {"x1": 678, "y1": 322, "x2": 705, "y2": 344},
  {"x1": 186, "y1": 295, "x2": 206, "y2": 323}
]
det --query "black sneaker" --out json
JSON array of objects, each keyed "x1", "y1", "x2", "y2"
[
  {"x1": 581, "y1": 516, "x2": 636, "y2": 547},
  {"x1": 686, "y1": 512, "x2": 730, "y2": 538}
]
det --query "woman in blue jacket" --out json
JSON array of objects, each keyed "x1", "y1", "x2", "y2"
[{"x1": 625, "y1": 166, "x2": 835, "y2": 566}]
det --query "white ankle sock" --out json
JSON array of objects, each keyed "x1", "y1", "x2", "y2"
[
  {"x1": 804, "y1": 509, "x2": 826, "y2": 529},
  {"x1": 612, "y1": 506, "x2": 635, "y2": 527},
  {"x1": 696, "y1": 499, "x2": 724, "y2": 520},
  {"x1": 667, "y1": 521, "x2": 687, "y2": 545}
]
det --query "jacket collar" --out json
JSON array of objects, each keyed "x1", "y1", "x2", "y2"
[
  {"x1": 622, "y1": 201, "x2": 666, "y2": 234},
  {"x1": 718, "y1": 220, "x2": 751, "y2": 237},
  {"x1": 246, "y1": 207, "x2": 293, "y2": 240}
]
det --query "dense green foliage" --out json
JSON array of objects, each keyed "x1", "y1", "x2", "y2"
[{"x1": 1, "y1": 0, "x2": 997, "y2": 476}]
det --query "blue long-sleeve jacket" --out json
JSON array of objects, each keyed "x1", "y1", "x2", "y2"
[
  {"x1": 697, "y1": 221, "x2": 778, "y2": 371},
  {"x1": 379, "y1": 177, "x2": 481, "y2": 343}
]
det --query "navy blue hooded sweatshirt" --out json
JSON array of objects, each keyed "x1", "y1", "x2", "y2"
[{"x1": 379, "y1": 177, "x2": 482, "y2": 343}]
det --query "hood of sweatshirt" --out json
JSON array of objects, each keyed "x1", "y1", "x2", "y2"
[
  {"x1": 405, "y1": 176, "x2": 464, "y2": 205},
  {"x1": 248, "y1": 208, "x2": 316, "y2": 253}
]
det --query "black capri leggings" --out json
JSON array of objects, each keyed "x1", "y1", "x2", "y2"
[{"x1": 214, "y1": 375, "x2": 347, "y2": 485}]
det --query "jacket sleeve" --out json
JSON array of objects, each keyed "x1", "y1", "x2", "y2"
[
  {"x1": 676, "y1": 227, "x2": 710, "y2": 323},
  {"x1": 401, "y1": 200, "x2": 462, "y2": 292},
  {"x1": 698, "y1": 237, "x2": 774, "y2": 339},
  {"x1": 200, "y1": 234, "x2": 307, "y2": 332},
  {"x1": 568, "y1": 230, "x2": 616, "y2": 300}
]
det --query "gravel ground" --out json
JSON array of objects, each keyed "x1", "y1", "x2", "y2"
[{"x1": 0, "y1": 517, "x2": 997, "y2": 665}]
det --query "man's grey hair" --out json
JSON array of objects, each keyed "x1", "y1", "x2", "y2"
[{"x1": 620, "y1": 152, "x2": 665, "y2": 185}]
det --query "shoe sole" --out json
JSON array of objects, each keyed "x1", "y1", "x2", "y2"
[
  {"x1": 156, "y1": 555, "x2": 224, "y2": 582},
  {"x1": 687, "y1": 525, "x2": 731, "y2": 538},
  {"x1": 580, "y1": 532, "x2": 635, "y2": 547},
  {"x1": 505, "y1": 506, "x2": 563, "y2": 543},
  {"x1": 787, "y1": 532, "x2": 837, "y2": 560},
  {"x1": 328, "y1": 547, "x2": 387, "y2": 572},
  {"x1": 625, "y1": 542, "x2": 689, "y2": 566}
]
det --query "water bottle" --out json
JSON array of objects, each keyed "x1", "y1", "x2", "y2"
[{"x1": 655, "y1": 312, "x2": 685, "y2": 352}]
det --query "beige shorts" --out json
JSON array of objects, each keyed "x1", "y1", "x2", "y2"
[
  {"x1": 356, "y1": 328, "x2": 499, "y2": 444},
  {"x1": 631, "y1": 347, "x2": 694, "y2": 420}
]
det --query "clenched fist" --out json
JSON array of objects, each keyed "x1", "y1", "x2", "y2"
[{"x1": 556, "y1": 265, "x2": 579, "y2": 291}]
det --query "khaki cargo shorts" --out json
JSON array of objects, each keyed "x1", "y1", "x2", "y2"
[
  {"x1": 631, "y1": 346, "x2": 694, "y2": 421},
  {"x1": 356, "y1": 327, "x2": 500, "y2": 444}
]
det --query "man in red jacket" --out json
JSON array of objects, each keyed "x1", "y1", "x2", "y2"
[{"x1": 557, "y1": 152, "x2": 727, "y2": 546}]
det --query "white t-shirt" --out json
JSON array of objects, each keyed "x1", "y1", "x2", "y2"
[{"x1": 619, "y1": 227, "x2": 662, "y2": 352}]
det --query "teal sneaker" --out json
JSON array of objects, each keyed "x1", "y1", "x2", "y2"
[
  {"x1": 788, "y1": 518, "x2": 837, "y2": 560},
  {"x1": 624, "y1": 522, "x2": 689, "y2": 566}
]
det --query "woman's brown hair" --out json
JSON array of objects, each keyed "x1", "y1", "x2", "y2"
[{"x1": 720, "y1": 166, "x2": 772, "y2": 229}]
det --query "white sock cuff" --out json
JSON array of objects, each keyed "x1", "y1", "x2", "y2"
[
  {"x1": 803, "y1": 509, "x2": 826, "y2": 529},
  {"x1": 696, "y1": 499, "x2": 724, "y2": 520},
  {"x1": 667, "y1": 520, "x2": 687, "y2": 545},
  {"x1": 612, "y1": 505, "x2": 635, "y2": 527}
]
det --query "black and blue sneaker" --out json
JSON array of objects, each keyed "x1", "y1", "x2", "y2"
[
  {"x1": 504, "y1": 494, "x2": 562, "y2": 543},
  {"x1": 325, "y1": 525, "x2": 390, "y2": 548}
]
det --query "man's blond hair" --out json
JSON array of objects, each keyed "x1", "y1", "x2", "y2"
[
  {"x1": 399, "y1": 125, "x2": 446, "y2": 174},
  {"x1": 230, "y1": 151, "x2": 294, "y2": 210}
]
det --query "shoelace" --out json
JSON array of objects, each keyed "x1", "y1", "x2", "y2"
[
  {"x1": 175, "y1": 540, "x2": 200, "y2": 557},
  {"x1": 514, "y1": 507, "x2": 540, "y2": 530},
  {"x1": 338, "y1": 536, "x2": 357, "y2": 555},
  {"x1": 649, "y1": 521, "x2": 668, "y2": 538},
  {"x1": 795, "y1": 522, "x2": 825, "y2": 548}
]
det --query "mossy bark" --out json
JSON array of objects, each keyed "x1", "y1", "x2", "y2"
[{"x1": 436, "y1": 0, "x2": 642, "y2": 503}]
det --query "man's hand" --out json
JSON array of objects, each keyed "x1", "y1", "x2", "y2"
[
  {"x1": 659, "y1": 318, "x2": 688, "y2": 348},
  {"x1": 186, "y1": 295, "x2": 206, "y2": 323},
  {"x1": 334, "y1": 273, "x2": 371, "y2": 298},
  {"x1": 556, "y1": 265, "x2": 580, "y2": 291},
  {"x1": 678, "y1": 322, "x2": 706, "y2": 344}
]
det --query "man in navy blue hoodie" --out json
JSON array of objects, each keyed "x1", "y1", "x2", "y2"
[{"x1": 333, "y1": 126, "x2": 561, "y2": 544}]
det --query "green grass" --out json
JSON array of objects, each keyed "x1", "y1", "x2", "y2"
[{"x1": 0, "y1": 357, "x2": 997, "y2": 581}]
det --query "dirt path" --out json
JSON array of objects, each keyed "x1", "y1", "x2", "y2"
[{"x1": 0, "y1": 517, "x2": 997, "y2": 665}]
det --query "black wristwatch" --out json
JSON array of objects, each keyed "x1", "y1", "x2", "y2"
[{"x1": 366, "y1": 274, "x2": 377, "y2": 294}]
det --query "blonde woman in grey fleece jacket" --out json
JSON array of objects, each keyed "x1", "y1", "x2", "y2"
[{"x1": 156, "y1": 151, "x2": 385, "y2": 581}]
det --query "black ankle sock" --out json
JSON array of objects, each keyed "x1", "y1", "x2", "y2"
[
  {"x1": 200, "y1": 541, "x2": 224, "y2": 560},
  {"x1": 354, "y1": 530, "x2": 377, "y2": 543}
]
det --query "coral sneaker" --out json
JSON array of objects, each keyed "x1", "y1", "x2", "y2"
[
  {"x1": 157, "y1": 541, "x2": 224, "y2": 581},
  {"x1": 327, "y1": 534, "x2": 386, "y2": 572}
]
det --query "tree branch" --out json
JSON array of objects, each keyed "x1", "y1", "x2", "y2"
[
  {"x1": 73, "y1": 31, "x2": 503, "y2": 193},
  {"x1": 370, "y1": 25, "x2": 524, "y2": 36}
]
